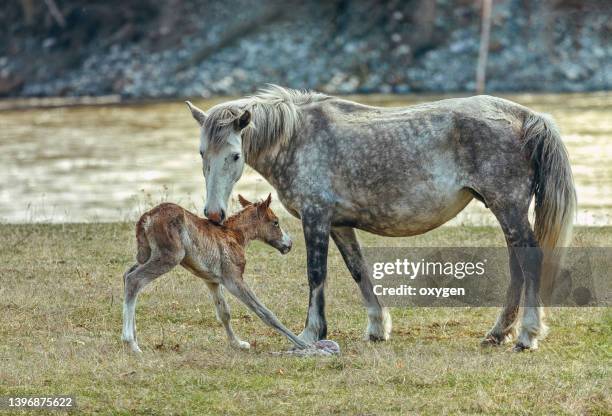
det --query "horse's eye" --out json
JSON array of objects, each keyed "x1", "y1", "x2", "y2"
[
  {"x1": 232, "y1": 153, "x2": 240, "y2": 162},
  {"x1": 273, "y1": 220, "x2": 279, "y2": 227},
  {"x1": 199, "y1": 150, "x2": 204, "y2": 158}
]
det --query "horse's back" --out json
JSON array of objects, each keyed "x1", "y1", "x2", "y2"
[
  {"x1": 291, "y1": 95, "x2": 531, "y2": 236},
  {"x1": 338, "y1": 93, "x2": 524, "y2": 121}
]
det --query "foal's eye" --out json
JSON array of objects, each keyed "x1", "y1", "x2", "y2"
[
  {"x1": 273, "y1": 220, "x2": 279, "y2": 227},
  {"x1": 199, "y1": 150, "x2": 204, "y2": 158},
  {"x1": 232, "y1": 153, "x2": 240, "y2": 162}
]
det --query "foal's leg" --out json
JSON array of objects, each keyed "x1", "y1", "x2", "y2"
[
  {"x1": 298, "y1": 207, "x2": 331, "y2": 344},
  {"x1": 331, "y1": 226, "x2": 391, "y2": 341},
  {"x1": 122, "y1": 255, "x2": 181, "y2": 353},
  {"x1": 121, "y1": 264, "x2": 139, "y2": 349},
  {"x1": 223, "y1": 277, "x2": 310, "y2": 349},
  {"x1": 205, "y1": 282, "x2": 250, "y2": 349}
]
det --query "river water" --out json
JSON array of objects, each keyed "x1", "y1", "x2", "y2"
[{"x1": 0, "y1": 92, "x2": 610, "y2": 225}]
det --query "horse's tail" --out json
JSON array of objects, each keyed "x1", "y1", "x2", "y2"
[
  {"x1": 135, "y1": 214, "x2": 152, "y2": 264},
  {"x1": 523, "y1": 112, "x2": 577, "y2": 304}
]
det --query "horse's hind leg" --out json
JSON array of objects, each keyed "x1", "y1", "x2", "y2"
[
  {"x1": 487, "y1": 203, "x2": 547, "y2": 351},
  {"x1": 331, "y1": 226, "x2": 391, "y2": 341},
  {"x1": 482, "y1": 247, "x2": 523, "y2": 345},
  {"x1": 205, "y1": 282, "x2": 250, "y2": 349}
]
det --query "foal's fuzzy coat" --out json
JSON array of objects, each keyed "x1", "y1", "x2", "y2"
[{"x1": 121, "y1": 194, "x2": 309, "y2": 352}]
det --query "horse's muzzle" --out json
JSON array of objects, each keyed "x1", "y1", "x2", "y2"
[{"x1": 205, "y1": 209, "x2": 225, "y2": 224}]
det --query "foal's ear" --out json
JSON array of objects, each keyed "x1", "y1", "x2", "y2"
[
  {"x1": 261, "y1": 193, "x2": 272, "y2": 209},
  {"x1": 238, "y1": 194, "x2": 252, "y2": 207},
  {"x1": 237, "y1": 109, "x2": 251, "y2": 130},
  {"x1": 185, "y1": 101, "x2": 207, "y2": 126}
]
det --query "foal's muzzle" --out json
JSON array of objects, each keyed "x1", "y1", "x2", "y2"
[
  {"x1": 279, "y1": 241, "x2": 292, "y2": 254},
  {"x1": 275, "y1": 231, "x2": 292, "y2": 254}
]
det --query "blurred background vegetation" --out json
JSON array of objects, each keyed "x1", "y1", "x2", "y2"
[{"x1": 1, "y1": 0, "x2": 610, "y2": 98}]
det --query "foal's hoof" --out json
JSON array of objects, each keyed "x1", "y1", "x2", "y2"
[
  {"x1": 232, "y1": 340, "x2": 251, "y2": 350},
  {"x1": 122, "y1": 340, "x2": 143, "y2": 354}
]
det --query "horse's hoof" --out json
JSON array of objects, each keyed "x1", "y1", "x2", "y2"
[
  {"x1": 366, "y1": 308, "x2": 392, "y2": 342},
  {"x1": 297, "y1": 330, "x2": 320, "y2": 345},
  {"x1": 512, "y1": 342, "x2": 532, "y2": 352},
  {"x1": 366, "y1": 326, "x2": 390, "y2": 342},
  {"x1": 367, "y1": 333, "x2": 388, "y2": 342}
]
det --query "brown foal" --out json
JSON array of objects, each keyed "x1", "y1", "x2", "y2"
[{"x1": 121, "y1": 194, "x2": 309, "y2": 353}]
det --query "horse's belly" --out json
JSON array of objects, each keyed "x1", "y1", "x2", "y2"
[{"x1": 337, "y1": 188, "x2": 474, "y2": 237}]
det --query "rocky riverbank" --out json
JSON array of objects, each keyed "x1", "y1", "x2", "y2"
[{"x1": 1, "y1": 0, "x2": 610, "y2": 98}]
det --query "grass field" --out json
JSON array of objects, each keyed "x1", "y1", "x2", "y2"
[{"x1": 0, "y1": 221, "x2": 610, "y2": 415}]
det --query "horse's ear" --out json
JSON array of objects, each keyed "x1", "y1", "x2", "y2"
[
  {"x1": 238, "y1": 194, "x2": 252, "y2": 208},
  {"x1": 185, "y1": 101, "x2": 207, "y2": 126},
  {"x1": 237, "y1": 109, "x2": 251, "y2": 130},
  {"x1": 261, "y1": 193, "x2": 272, "y2": 209}
]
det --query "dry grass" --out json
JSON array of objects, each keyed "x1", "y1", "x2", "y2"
[{"x1": 0, "y1": 221, "x2": 610, "y2": 415}]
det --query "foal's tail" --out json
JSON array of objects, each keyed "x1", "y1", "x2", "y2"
[
  {"x1": 135, "y1": 214, "x2": 152, "y2": 264},
  {"x1": 523, "y1": 113, "x2": 577, "y2": 305}
]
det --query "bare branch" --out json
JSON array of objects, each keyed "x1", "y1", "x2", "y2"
[
  {"x1": 44, "y1": 0, "x2": 66, "y2": 28},
  {"x1": 476, "y1": 0, "x2": 492, "y2": 94}
]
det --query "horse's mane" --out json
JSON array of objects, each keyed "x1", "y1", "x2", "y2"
[{"x1": 203, "y1": 85, "x2": 330, "y2": 161}]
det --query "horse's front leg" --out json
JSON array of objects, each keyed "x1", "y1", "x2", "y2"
[
  {"x1": 298, "y1": 206, "x2": 331, "y2": 344},
  {"x1": 331, "y1": 226, "x2": 391, "y2": 341}
]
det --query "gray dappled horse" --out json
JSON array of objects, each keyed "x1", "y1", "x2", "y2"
[{"x1": 186, "y1": 86, "x2": 576, "y2": 351}]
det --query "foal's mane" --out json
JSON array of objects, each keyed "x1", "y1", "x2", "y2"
[
  {"x1": 222, "y1": 198, "x2": 268, "y2": 234},
  {"x1": 204, "y1": 85, "x2": 330, "y2": 161}
]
